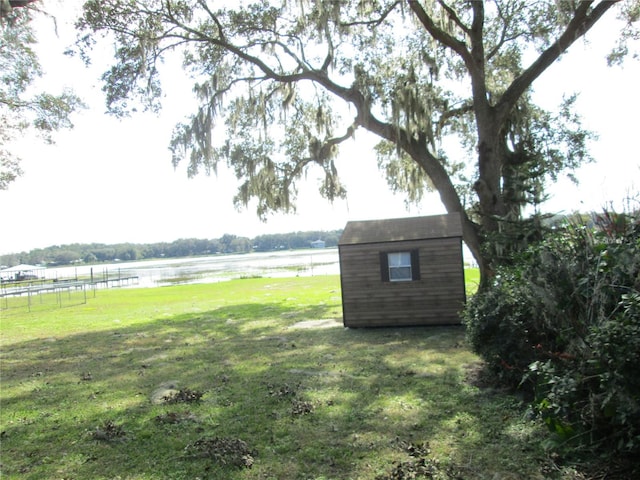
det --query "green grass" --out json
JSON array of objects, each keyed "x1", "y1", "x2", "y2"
[
  {"x1": 1, "y1": 275, "x2": 560, "y2": 479},
  {"x1": 464, "y1": 267, "x2": 480, "y2": 295}
]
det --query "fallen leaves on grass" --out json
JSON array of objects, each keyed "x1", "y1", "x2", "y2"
[
  {"x1": 397, "y1": 439, "x2": 431, "y2": 458},
  {"x1": 184, "y1": 436, "x2": 255, "y2": 468},
  {"x1": 267, "y1": 382, "x2": 299, "y2": 398},
  {"x1": 91, "y1": 420, "x2": 126, "y2": 442},
  {"x1": 163, "y1": 388, "x2": 204, "y2": 404},
  {"x1": 291, "y1": 399, "x2": 314, "y2": 416},
  {"x1": 377, "y1": 457, "x2": 446, "y2": 480},
  {"x1": 375, "y1": 440, "x2": 461, "y2": 480}
]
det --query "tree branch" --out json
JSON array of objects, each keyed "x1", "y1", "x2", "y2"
[
  {"x1": 160, "y1": 10, "x2": 312, "y2": 85},
  {"x1": 467, "y1": 1, "x2": 489, "y2": 109},
  {"x1": 497, "y1": 0, "x2": 619, "y2": 120},
  {"x1": 339, "y1": 1, "x2": 402, "y2": 28},
  {"x1": 486, "y1": 2, "x2": 506, "y2": 60},
  {"x1": 320, "y1": 24, "x2": 334, "y2": 73},
  {"x1": 407, "y1": 0, "x2": 471, "y2": 64},
  {"x1": 313, "y1": 124, "x2": 357, "y2": 162},
  {"x1": 326, "y1": 124, "x2": 356, "y2": 148},
  {"x1": 194, "y1": 0, "x2": 226, "y2": 43},
  {"x1": 436, "y1": 0, "x2": 469, "y2": 34},
  {"x1": 437, "y1": 102, "x2": 474, "y2": 133}
]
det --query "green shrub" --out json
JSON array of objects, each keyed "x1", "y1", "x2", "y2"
[
  {"x1": 585, "y1": 293, "x2": 640, "y2": 450},
  {"x1": 529, "y1": 292, "x2": 640, "y2": 452},
  {"x1": 464, "y1": 268, "x2": 552, "y2": 388},
  {"x1": 464, "y1": 208, "x2": 640, "y2": 453},
  {"x1": 464, "y1": 223, "x2": 591, "y2": 389}
]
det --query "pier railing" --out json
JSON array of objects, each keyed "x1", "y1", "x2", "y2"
[{"x1": 0, "y1": 270, "x2": 139, "y2": 312}]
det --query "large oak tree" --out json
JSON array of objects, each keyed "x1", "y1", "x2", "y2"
[{"x1": 75, "y1": 0, "x2": 638, "y2": 285}]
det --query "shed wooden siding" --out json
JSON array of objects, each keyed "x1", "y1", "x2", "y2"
[{"x1": 338, "y1": 214, "x2": 465, "y2": 327}]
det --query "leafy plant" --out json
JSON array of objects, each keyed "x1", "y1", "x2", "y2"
[{"x1": 464, "y1": 205, "x2": 640, "y2": 456}]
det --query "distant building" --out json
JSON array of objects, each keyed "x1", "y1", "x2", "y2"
[
  {"x1": 0, "y1": 264, "x2": 42, "y2": 282},
  {"x1": 338, "y1": 213, "x2": 465, "y2": 327},
  {"x1": 310, "y1": 239, "x2": 326, "y2": 248}
]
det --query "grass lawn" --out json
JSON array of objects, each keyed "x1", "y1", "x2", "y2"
[{"x1": 1, "y1": 274, "x2": 562, "y2": 479}]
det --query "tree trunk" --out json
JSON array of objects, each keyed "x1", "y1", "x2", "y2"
[{"x1": 406, "y1": 140, "x2": 494, "y2": 290}]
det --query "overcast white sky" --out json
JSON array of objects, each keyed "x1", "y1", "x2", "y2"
[{"x1": 1, "y1": 5, "x2": 638, "y2": 255}]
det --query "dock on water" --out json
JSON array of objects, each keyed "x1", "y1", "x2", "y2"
[{"x1": 1, "y1": 269, "x2": 139, "y2": 311}]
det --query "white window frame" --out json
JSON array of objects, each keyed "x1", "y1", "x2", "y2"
[{"x1": 387, "y1": 251, "x2": 413, "y2": 282}]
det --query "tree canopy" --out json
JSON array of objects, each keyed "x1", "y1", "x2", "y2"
[
  {"x1": 0, "y1": 0, "x2": 84, "y2": 189},
  {"x1": 75, "y1": 0, "x2": 639, "y2": 284}
]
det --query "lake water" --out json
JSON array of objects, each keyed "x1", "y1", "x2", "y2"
[{"x1": 43, "y1": 248, "x2": 340, "y2": 288}]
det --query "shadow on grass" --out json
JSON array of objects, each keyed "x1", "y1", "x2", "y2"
[{"x1": 1, "y1": 301, "x2": 550, "y2": 480}]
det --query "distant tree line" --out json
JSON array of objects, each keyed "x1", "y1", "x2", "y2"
[{"x1": 0, "y1": 230, "x2": 342, "y2": 267}]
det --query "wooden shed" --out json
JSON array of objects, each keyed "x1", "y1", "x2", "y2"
[{"x1": 338, "y1": 213, "x2": 465, "y2": 327}]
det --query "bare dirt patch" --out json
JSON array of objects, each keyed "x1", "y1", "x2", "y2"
[
  {"x1": 154, "y1": 411, "x2": 199, "y2": 425},
  {"x1": 289, "y1": 318, "x2": 342, "y2": 329},
  {"x1": 150, "y1": 381, "x2": 180, "y2": 404}
]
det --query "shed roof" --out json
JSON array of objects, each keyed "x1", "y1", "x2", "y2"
[{"x1": 338, "y1": 213, "x2": 463, "y2": 246}]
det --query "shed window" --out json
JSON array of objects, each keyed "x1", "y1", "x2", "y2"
[{"x1": 380, "y1": 250, "x2": 421, "y2": 282}]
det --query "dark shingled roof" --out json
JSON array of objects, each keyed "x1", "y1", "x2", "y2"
[{"x1": 338, "y1": 213, "x2": 463, "y2": 246}]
